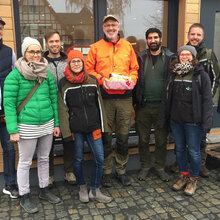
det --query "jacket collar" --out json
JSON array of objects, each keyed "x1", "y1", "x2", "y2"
[
  {"x1": 43, "y1": 51, "x2": 67, "y2": 62},
  {"x1": 0, "y1": 39, "x2": 3, "y2": 49},
  {"x1": 103, "y1": 34, "x2": 120, "y2": 44}
]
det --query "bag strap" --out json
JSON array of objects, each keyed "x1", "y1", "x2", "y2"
[
  {"x1": 17, "y1": 82, "x2": 40, "y2": 116},
  {"x1": 206, "y1": 48, "x2": 212, "y2": 74}
]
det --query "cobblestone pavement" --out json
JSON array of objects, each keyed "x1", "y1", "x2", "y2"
[{"x1": 1, "y1": 169, "x2": 220, "y2": 220}]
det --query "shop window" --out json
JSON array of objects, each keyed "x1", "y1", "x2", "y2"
[
  {"x1": 214, "y1": 12, "x2": 220, "y2": 66},
  {"x1": 19, "y1": 0, "x2": 94, "y2": 52},
  {"x1": 107, "y1": 0, "x2": 168, "y2": 53}
]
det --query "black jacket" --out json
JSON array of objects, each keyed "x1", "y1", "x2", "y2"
[
  {"x1": 133, "y1": 47, "x2": 174, "y2": 106},
  {"x1": 0, "y1": 39, "x2": 12, "y2": 115},
  {"x1": 160, "y1": 65, "x2": 213, "y2": 132},
  {"x1": 58, "y1": 75, "x2": 107, "y2": 141}
]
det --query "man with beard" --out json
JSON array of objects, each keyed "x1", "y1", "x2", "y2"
[
  {"x1": 44, "y1": 30, "x2": 76, "y2": 186},
  {"x1": 86, "y1": 15, "x2": 139, "y2": 187},
  {"x1": 133, "y1": 28, "x2": 174, "y2": 182},
  {"x1": 187, "y1": 23, "x2": 220, "y2": 178}
]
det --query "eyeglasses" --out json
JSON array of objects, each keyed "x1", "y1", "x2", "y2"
[
  {"x1": 70, "y1": 60, "x2": 82, "y2": 65},
  {"x1": 179, "y1": 53, "x2": 192, "y2": 57},
  {"x1": 26, "y1": 50, "x2": 42, "y2": 56},
  {"x1": 103, "y1": 24, "x2": 118, "y2": 28}
]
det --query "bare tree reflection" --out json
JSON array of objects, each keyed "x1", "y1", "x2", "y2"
[
  {"x1": 65, "y1": 0, "x2": 93, "y2": 12},
  {"x1": 143, "y1": 2, "x2": 164, "y2": 30},
  {"x1": 107, "y1": 0, "x2": 131, "y2": 28}
]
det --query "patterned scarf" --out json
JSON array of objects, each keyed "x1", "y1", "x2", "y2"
[
  {"x1": 173, "y1": 62, "x2": 194, "y2": 76},
  {"x1": 64, "y1": 65, "x2": 85, "y2": 84},
  {"x1": 15, "y1": 57, "x2": 48, "y2": 83}
]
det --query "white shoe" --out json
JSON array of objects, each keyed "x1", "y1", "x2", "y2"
[{"x1": 89, "y1": 188, "x2": 112, "y2": 203}]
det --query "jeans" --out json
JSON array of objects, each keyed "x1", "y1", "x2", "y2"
[
  {"x1": 170, "y1": 120, "x2": 202, "y2": 177},
  {"x1": 72, "y1": 133, "x2": 104, "y2": 189},
  {"x1": 0, "y1": 125, "x2": 16, "y2": 186}
]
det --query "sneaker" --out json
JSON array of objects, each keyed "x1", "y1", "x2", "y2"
[
  {"x1": 20, "y1": 193, "x2": 38, "y2": 214},
  {"x1": 101, "y1": 174, "x2": 112, "y2": 188},
  {"x1": 3, "y1": 185, "x2": 19, "y2": 199},
  {"x1": 156, "y1": 169, "x2": 169, "y2": 182},
  {"x1": 184, "y1": 177, "x2": 198, "y2": 196},
  {"x1": 49, "y1": 176, "x2": 54, "y2": 188},
  {"x1": 172, "y1": 174, "x2": 188, "y2": 191},
  {"x1": 64, "y1": 172, "x2": 76, "y2": 185},
  {"x1": 39, "y1": 186, "x2": 61, "y2": 204},
  {"x1": 115, "y1": 173, "x2": 131, "y2": 186},
  {"x1": 199, "y1": 165, "x2": 209, "y2": 178},
  {"x1": 79, "y1": 185, "x2": 89, "y2": 203},
  {"x1": 89, "y1": 188, "x2": 112, "y2": 203},
  {"x1": 138, "y1": 168, "x2": 149, "y2": 181}
]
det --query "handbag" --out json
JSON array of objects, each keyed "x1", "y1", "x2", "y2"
[{"x1": 17, "y1": 82, "x2": 40, "y2": 116}]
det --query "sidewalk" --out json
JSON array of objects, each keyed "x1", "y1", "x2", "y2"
[{"x1": 1, "y1": 168, "x2": 220, "y2": 220}]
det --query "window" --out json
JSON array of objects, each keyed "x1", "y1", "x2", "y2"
[
  {"x1": 19, "y1": 0, "x2": 94, "y2": 52},
  {"x1": 107, "y1": 0, "x2": 168, "y2": 52},
  {"x1": 214, "y1": 12, "x2": 220, "y2": 66}
]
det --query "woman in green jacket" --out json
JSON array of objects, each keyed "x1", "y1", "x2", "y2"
[{"x1": 3, "y1": 37, "x2": 61, "y2": 214}]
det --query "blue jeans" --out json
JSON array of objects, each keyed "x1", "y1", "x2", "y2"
[
  {"x1": 0, "y1": 125, "x2": 16, "y2": 186},
  {"x1": 170, "y1": 120, "x2": 202, "y2": 177},
  {"x1": 72, "y1": 133, "x2": 104, "y2": 189}
]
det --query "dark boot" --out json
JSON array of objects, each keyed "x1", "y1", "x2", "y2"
[
  {"x1": 199, "y1": 164, "x2": 209, "y2": 178},
  {"x1": 115, "y1": 173, "x2": 131, "y2": 186},
  {"x1": 101, "y1": 174, "x2": 112, "y2": 188},
  {"x1": 39, "y1": 186, "x2": 61, "y2": 204},
  {"x1": 200, "y1": 135, "x2": 209, "y2": 178},
  {"x1": 20, "y1": 193, "x2": 38, "y2": 214}
]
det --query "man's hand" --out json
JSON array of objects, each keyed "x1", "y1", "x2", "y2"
[
  {"x1": 10, "y1": 133, "x2": 20, "y2": 142},
  {"x1": 103, "y1": 78, "x2": 110, "y2": 89},
  {"x1": 54, "y1": 127, "x2": 61, "y2": 137}
]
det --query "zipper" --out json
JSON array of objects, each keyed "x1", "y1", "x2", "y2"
[{"x1": 81, "y1": 85, "x2": 88, "y2": 127}]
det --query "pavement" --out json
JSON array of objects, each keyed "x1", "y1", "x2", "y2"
[{"x1": 1, "y1": 167, "x2": 220, "y2": 220}]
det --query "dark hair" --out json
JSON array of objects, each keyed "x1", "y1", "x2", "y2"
[
  {"x1": 170, "y1": 57, "x2": 199, "y2": 71},
  {"x1": 68, "y1": 61, "x2": 89, "y2": 83},
  {"x1": 145, "y1": 28, "x2": 162, "y2": 39},
  {"x1": 44, "y1": 29, "x2": 61, "y2": 42},
  {"x1": 188, "y1": 23, "x2": 205, "y2": 34}
]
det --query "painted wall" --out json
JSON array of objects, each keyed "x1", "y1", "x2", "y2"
[
  {"x1": 0, "y1": 0, "x2": 16, "y2": 52},
  {"x1": 178, "y1": 0, "x2": 201, "y2": 49}
]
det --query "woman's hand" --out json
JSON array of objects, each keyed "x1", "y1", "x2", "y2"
[
  {"x1": 54, "y1": 127, "x2": 61, "y2": 137},
  {"x1": 10, "y1": 133, "x2": 20, "y2": 142}
]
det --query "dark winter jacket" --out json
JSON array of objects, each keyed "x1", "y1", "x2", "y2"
[
  {"x1": 133, "y1": 47, "x2": 174, "y2": 106},
  {"x1": 58, "y1": 75, "x2": 107, "y2": 141},
  {"x1": 160, "y1": 64, "x2": 213, "y2": 132},
  {"x1": 188, "y1": 41, "x2": 220, "y2": 97},
  {"x1": 0, "y1": 39, "x2": 12, "y2": 115}
]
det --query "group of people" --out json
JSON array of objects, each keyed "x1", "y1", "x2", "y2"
[{"x1": 0, "y1": 14, "x2": 219, "y2": 214}]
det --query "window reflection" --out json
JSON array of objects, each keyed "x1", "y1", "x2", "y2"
[
  {"x1": 107, "y1": 0, "x2": 168, "y2": 53},
  {"x1": 214, "y1": 12, "x2": 220, "y2": 67},
  {"x1": 19, "y1": 0, "x2": 94, "y2": 53}
]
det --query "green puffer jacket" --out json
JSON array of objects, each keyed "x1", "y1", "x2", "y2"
[{"x1": 3, "y1": 68, "x2": 59, "y2": 134}]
